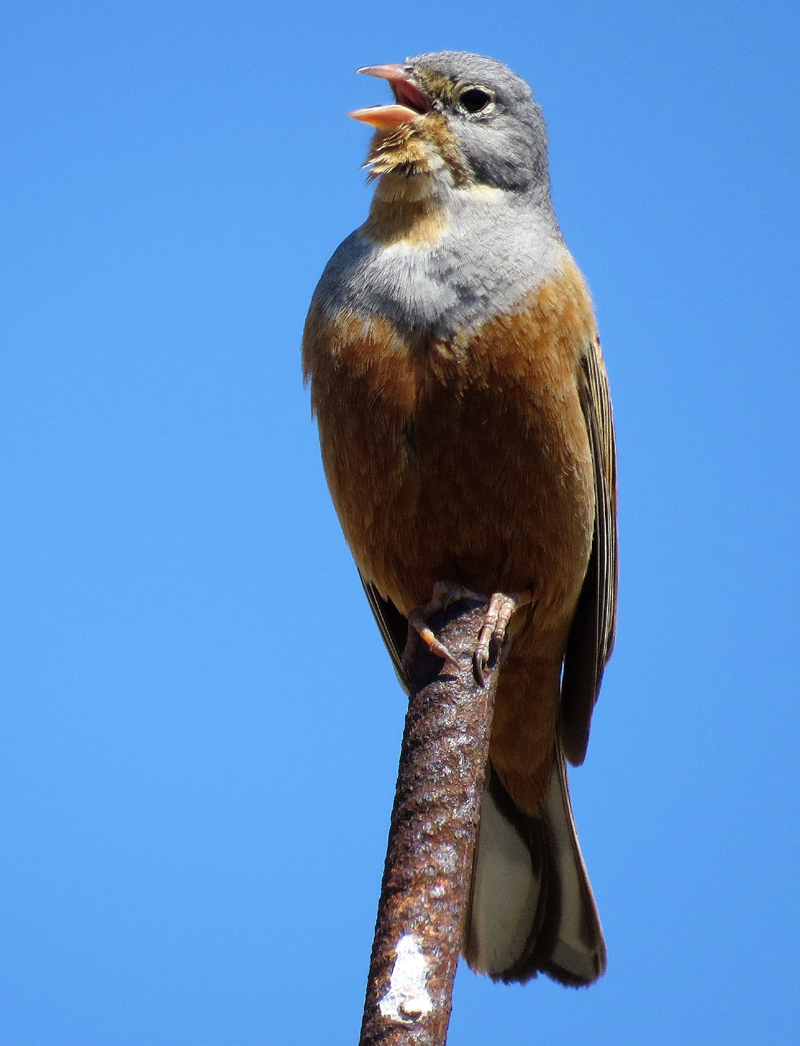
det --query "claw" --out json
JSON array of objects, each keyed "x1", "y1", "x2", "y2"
[
  {"x1": 473, "y1": 649, "x2": 489, "y2": 688},
  {"x1": 402, "y1": 582, "x2": 474, "y2": 673},
  {"x1": 402, "y1": 612, "x2": 456, "y2": 672},
  {"x1": 472, "y1": 588, "x2": 535, "y2": 686},
  {"x1": 403, "y1": 582, "x2": 534, "y2": 685}
]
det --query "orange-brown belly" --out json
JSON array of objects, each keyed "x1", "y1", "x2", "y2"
[{"x1": 303, "y1": 266, "x2": 597, "y2": 812}]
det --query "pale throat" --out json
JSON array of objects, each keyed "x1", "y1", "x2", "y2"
[
  {"x1": 360, "y1": 121, "x2": 468, "y2": 249},
  {"x1": 363, "y1": 165, "x2": 453, "y2": 247}
]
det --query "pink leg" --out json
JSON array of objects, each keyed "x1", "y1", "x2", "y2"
[
  {"x1": 403, "y1": 582, "x2": 534, "y2": 685},
  {"x1": 473, "y1": 588, "x2": 535, "y2": 685},
  {"x1": 402, "y1": 582, "x2": 476, "y2": 673}
]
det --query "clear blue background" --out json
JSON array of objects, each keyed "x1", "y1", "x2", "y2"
[{"x1": 2, "y1": 1, "x2": 799, "y2": 1043}]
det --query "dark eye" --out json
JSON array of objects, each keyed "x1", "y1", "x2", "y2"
[{"x1": 458, "y1": 86, "x2": 494, "y2": 114}]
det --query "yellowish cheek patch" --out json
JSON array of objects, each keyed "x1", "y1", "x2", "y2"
[{"x1": 467, "y1": 183, "x2": 505, "y2": 200}]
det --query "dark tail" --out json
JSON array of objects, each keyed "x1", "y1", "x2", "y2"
[{"x1": 464, "y1": 745, "x2": 607, "y2": 986}]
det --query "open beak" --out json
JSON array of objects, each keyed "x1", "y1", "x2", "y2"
[{"x1": 348, "y1": 63, "x2": 431, "y2": 129}]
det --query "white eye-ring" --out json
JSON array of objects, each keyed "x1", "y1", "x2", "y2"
[{"x1": 457, "y1": 85, "x2": 496, "y2": 115}]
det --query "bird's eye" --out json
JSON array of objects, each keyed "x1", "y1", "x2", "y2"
[{"x1": 458, "y1": 86, "x2": 494, "y2": 114}]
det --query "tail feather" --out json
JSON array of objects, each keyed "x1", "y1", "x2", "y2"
[{"x1": 464, "y1": 747, "x2": 606, "y2": 986}]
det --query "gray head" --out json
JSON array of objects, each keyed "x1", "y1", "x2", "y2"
[{"x1": 353, "y1": 51, "x2": 550, "y2": 198}]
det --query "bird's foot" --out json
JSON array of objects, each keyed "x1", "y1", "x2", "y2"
[
  {"x1": 402, "y1": 582, "x2": 476, "y2": 675},
  {"x1": 472, "y1": 588, "x2": 535, "y2": 686},
  {"x1": 403, "y1": 582, "x2": 534, "y2": 686}
]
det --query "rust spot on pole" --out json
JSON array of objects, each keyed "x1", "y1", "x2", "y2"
[{"x1": 358, "y1": 597, "x2": 500, "y2": 1046}]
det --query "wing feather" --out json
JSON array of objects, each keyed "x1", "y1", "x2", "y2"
[
  {"x1": 559, "y1": 338, "x2": 618, "y2": 766},
  {"x1": 360, "y1": 575, "x2": 409, "y2": 690}
]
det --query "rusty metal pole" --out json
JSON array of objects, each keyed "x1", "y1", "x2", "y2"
[{"x1": 357, "y1": 597, "x2": 501, "y2": 1046}]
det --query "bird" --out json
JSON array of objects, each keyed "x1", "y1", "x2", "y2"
[{"x1": 302, "y1": 50, "x2": 617, "y2": 987}]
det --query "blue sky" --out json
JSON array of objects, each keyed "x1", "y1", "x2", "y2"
[{"x1": 2, "y1": 1, "x2": 799, "y2": 1043}]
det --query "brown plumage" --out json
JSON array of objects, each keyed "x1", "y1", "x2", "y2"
[
  {"x1": 304, "y1": 259, "x2": 605, "y2": 809},
  {"x1": 303, "y1": 51, "x2": 617, "y2": 986}
]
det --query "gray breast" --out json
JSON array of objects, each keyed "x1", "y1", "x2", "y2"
[{"x1": 313, "y1": 191, "x2": 565, "y2": 342}]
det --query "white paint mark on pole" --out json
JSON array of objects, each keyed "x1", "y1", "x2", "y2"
[{"x1": 378, "y1": 934, "x2": 433, "y2": 1024}]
